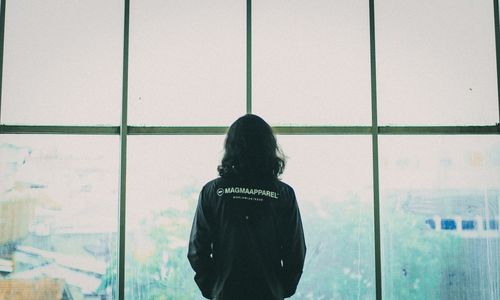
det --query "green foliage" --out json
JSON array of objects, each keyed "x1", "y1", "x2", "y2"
[
  {"x1": 294, "y1": 193, "x2": 375, "y2": 299},
  {"x1": 99, "y1": 186, "x2": 200, "y2": 299},
  {"x1": 382, "y1": 207, "x2": 463, "y2": 300},
  {"x1": 99, "y1": 190, "x2": 467, "y2": 300}
]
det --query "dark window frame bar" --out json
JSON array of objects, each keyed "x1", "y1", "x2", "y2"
[
  {"x1": 117, "y1": 0, "x2": 130, "y2": 299},
  {"x1": 368, "y1": 0, "x2": 382, "y2": 298},
  {"x1": 1, "y1": 124, "x2": 499, "y2": 135},
  {"x1": 0, "y1": 0, "x2": 6, "y2": 125},
  {"x1": 246, "y1": 0, "x2": 252, "y2": 114},
  {"x1": 494, "y1": 0, "x2": 500, "y2": 121},
  {"x1": 0, "y1": 1, "x2": 499, "y2": 300}
]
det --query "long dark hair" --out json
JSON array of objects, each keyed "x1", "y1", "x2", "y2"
[{"x1": 218, "y1": 114, "x2": 286, "y2": 180}]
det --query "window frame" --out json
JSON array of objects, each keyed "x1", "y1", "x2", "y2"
[{"x1": 0, "y1": 0, "x2": 499, "y2": 299}]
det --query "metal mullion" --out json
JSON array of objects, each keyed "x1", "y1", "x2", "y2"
[
  {"x1": 275, "y1": 125, "x2": 499, "y2": 135},
  {"x1": 0, "y1": 125, "x2": 119, "y2": 135},
  {"x1": 369, "y1": 0, "x2": 382, "y2": 299},
  {"x1": 128, "y1": 125, "x2": 372, "y2": 135},
  {"x1": 128, "y1": 126, "x2": 228, "y2": 135},
  {"x1": 379, "y1": 125, "x2": 500, "y2": 135},
  {"x1": 1, "y1": 125, "x2": 498, "y2": 136},
  {"x1": 118, "y1": 0, "x2": 130, "y2": 299},
  {"x1": 126, "y1": 125, "x2": 500, "y2": 136},
  {"x1": 0, "y1": 0, "x2": 6, "y2": 124},
  {"x1": 273, "y1": 126, "x2": 371, "y2": 135},
  {"x1": 494, "y1": 0, "x2": 500, "y2": 122},
  {"x1": 246, "y1": 0, "x2": 252, "y2": 114}
]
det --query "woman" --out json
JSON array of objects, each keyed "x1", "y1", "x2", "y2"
[{"x1": 188, "y1": 114, "x2": 306, "y2": 300}]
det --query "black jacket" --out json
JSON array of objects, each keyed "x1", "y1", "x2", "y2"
[{"x1": 188, "y1": 177, "x2": 306, "y2": 300}]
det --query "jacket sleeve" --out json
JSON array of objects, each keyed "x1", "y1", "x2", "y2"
[
  {"x1": 187, "y1": 185, "x2": 215, "y2": 299},
  {"x1": 281, "y1": 187, "x2": 306, "y2": 298}
]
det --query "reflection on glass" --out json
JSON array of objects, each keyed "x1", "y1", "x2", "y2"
[
  {"x1": 128, "y1": 0, "x2": 245, "y2": 126},
  {"x1": 380, "y1": 136, "x2": 500, "y2": 299},
  {"x1": 0, "y1": 136, "x2": 119, "y2": 299},
  {"x1": 279, "y1": 136, "x2": 374, "y2": 299},
  {"x1": 376, "y1": 0, "x2": 498, "y2": 125},
  {"x1": 253, "y1": 0, "x2": 371, "y2": 125},
  {"x1": 126, "y1": 136, "x2": 223, "y2": 299},
  {"x1": 2, "y1": 0, "x2": 122, "y2": 125}
]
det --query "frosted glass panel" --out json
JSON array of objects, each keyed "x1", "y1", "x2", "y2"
[
  {"x1": 279, "y1": 136, "x2": 374, "y2": 299},
  {"x1": 380, "y1": 136, "x2": 500, "y2": 299},
  {"x1": 0, "y1": 136, "x2": 119, "y2": 299},
  {"x1": 253, "y1": 0, "x2": 371, "y2": 125},
  {"x1": 126, "y1": 136, "x2": 224, "y2": 299},
  {"x1": 2, "y1": 1, "x2": 123, "y2": 125},
  {"x1": 128, "y1": 0, "x2": 245, "y2": 126},
  {"x1": 377, "y1": 0, "x2": 498, "y2": 125}
]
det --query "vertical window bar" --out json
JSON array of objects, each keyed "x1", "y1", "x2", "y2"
[
  {"x1": 494, "y1": 0, "x2": 500, "y2": 122},
  {"x1": 0, "y1": 0, "x2": 6, "y2": 124},
  {"x1": 246, "y1": 0, "x2": 252, "y2": 114},
  {"x1": 118, "y1": 0, "x2": 130, "y2": 299},
  {"x1": 369, "y1": 0, "x2": 382, "y2": 299}
]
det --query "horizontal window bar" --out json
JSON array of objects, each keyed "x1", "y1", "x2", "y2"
[
  {"x1": 378, "y1": 125, "x2": 500, "y2": 135},
  {"x1": 128, "y1": 126, "x2": 228, "y2": 135},
  {"x1": 1, "y1": 124, "x2": 499, "y2": 135},
  {"x1": 0, "y1": 125, "x2": 120, "y2": 134},
  {"x1": 273, "y1": 126, "x2": 372, "y2": 135}
]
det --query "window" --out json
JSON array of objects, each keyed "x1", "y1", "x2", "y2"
[
  {"x1": 279, "y1": 136, "x2": 375, "y2": 298},
  {"x1": 125, "y1": 136, "x2": 223, "y2": 299},
  {"x1": 0, "y1": 135, "x2": 119, "y2": 299},
  {"x1": 380, "y1": 136, "x2": 500, "y2": 299},
  {"x1": 253, "y1": 0, "x2": 371, "y2": 125},
  {"x1": 2, "y1": 0, "x2": 123, "y2": 125},
  {"x1": 376, "y1": 0, "x2": 498, "y2": 125},
  {"x1": 128, "y1": 0, "x2": 245, "y2": 126},
  {"x1": 0, "y1": 1, "x2": 498, "y2": 299}
]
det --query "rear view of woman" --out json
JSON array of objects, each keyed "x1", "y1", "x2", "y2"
[{"x1": 188, "y1": 114, "x2": 306, "y2": 300}]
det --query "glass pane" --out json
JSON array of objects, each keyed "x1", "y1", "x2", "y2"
[
  {"x1": 128, "y1": 0, "x2": 245, "y2": 126},
  {"x1": 279, "y1": 136, "x2": 375, "y2": 299},
  {"x1": 377, "y1": 0, "x2": 498, "y2": 125},
  {"x1": 126, "y1": 136, "x2": 374, "y2": 299},
  {"x1": 380, "y1": 136, "x2": 500, "y2": 299},
  {"x1": 0, "y1": 135, "x2": 119, "y2": 299},
  {"x1": 126, "y1": 136, "x2": 223, "y2": 299},
  {"x1": 253, "y1": 0, "x2": 371, "y2": 125},
  {"x1": 1, "y1": 1, "x2": 123, "y2": 125}
]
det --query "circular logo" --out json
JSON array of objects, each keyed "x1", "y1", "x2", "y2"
[{"x1": 216, "y1": 188, "x2": 224, "y2": 196}]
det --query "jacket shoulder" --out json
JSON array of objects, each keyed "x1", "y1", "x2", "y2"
[
  {"x1": 274, "y1": 180, "x2": 295, "y2": 193},
  {"x1": 202, "y1": 177, "x2": 226, "y2": 190},
  {"x1": 199, "y1": 177, "x2": 230, "y2": 200},
  {"x1": 274, "y1": 180, "x2": 297, "y2": 205}
]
